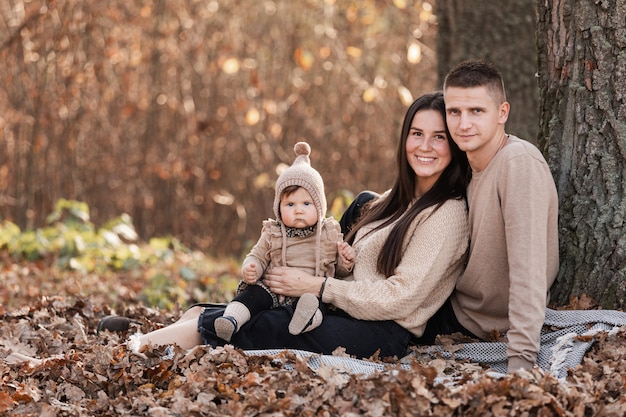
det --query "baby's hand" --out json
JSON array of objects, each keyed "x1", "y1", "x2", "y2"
[
  {"x1": 242, "y1": 264, "x2": 258, "y2": 284},
  {"x1": 338, "y1": 241, "x2": 355, "y2": 267}
]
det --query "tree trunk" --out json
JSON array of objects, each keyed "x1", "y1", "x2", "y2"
[
  {"x1": 436, "y1": 0, "x2": 539, "y2": 142},
  {"x1": 537, "y1": 0, "x2": 626, "y2": 308}
]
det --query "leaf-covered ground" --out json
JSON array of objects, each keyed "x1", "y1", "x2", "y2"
[{"x1": 2, "y1": 253, "x2": 626, "y2": 416}]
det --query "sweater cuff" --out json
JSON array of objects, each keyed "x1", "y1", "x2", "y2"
[
  {"x1": 507, "y1": 356, "x2": 535, "y2": 373},
  {"x1": 320, "y1": 277, "x2": 343, "y2": 304}
]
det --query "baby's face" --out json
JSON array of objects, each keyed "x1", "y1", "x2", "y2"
[{"x1": 279, "y1": 188, "x2": 318, "y2": 228}]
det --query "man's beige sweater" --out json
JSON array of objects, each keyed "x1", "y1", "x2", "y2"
[
  {"x1": 451, "y1": 135, "x2": 559, "y2": 372},
  {"x1": 322, "y1": 197, "x2": 469, "y2": 337}
]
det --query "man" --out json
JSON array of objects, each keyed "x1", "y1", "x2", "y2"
[{"x1": 443, "y1": 59, "x2": 559, "y2": 372}]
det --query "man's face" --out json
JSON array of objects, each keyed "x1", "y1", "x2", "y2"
[{"x1": 444, "y1": 85, "x2": 509, "y2": 154}]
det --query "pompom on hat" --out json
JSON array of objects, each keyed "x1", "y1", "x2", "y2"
[{"x1": 273, "y1": 142, "x2": 327, "y2": 222}]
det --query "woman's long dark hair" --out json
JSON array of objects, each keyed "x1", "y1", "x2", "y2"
[{"x1": 345, "y1": 91, "x2": 470, "y2": 276}]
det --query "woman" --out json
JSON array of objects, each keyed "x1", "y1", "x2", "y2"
[{"x1": 103, "y1": 91, "x2": 470, "y2": 359}]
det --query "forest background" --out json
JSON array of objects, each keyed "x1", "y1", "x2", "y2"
[
  {"x1": 1, "y1": 0, "x2": 626, "y2": 310},
  {"x1": 2, "y1": 1, "x2": 626, "y2": 415},
  {"x1": 0, "y1": 0, "x2": 448, "y2": 259}
]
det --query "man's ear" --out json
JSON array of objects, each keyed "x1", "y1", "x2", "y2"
[{"x1": 498, "y1": 101, "x2": 510, "y2": 124}]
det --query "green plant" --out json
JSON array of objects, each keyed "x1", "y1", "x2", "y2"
[{"x1": 0, "y1": 198, "x2": 240, "y2": 309}]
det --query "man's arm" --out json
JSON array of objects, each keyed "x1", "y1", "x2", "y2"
[{"x1": 501, "y1": 149, "x2": 559, "y2": 371}]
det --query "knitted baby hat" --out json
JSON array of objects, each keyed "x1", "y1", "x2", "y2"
[{"x1": 273, "y1": 142, "x2": 327, "y2": 222}]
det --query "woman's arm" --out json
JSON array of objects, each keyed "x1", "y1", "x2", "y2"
[
  {"x1": 264, "y1": 267, "x2": 326, "y2": 297},
  {"x1": 267, "y1": 198, "x2": 469, "y2": 325},
  {"x1": 324, "y1": 199, "x2": 469, "y2": 323}
]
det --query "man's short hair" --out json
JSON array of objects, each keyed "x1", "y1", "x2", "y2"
[{"x1": 444, "y1": 59, "x2": 507, "y2": 104}]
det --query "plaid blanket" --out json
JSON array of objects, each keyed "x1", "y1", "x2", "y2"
[{"x1": 245, "y1": 308, "x2": 626, "y2": 380}]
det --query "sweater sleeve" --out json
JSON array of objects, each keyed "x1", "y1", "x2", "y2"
[
  {"x1": 241, "y1": 220, "x2": 274, "y2": 280},
  {"x1": 319, "y1": 218, "x2": 349, "y2": 278},
  {"x1": 499, "y1": 150, "x2": 558, "y2": 370},
  {"x1": 322, "y1": 199, "x2": 469, "y2": 335}
]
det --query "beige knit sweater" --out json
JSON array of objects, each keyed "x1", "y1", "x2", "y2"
[
  {"x1": 322, "y1": 197, "x2": 469, "y2": 337},
  {"x1": 242, "y1": 217, "x2": 353, "y2": 279},
  {"x1": 451, "y1": 135, "x2": 559, "y2": 371}
]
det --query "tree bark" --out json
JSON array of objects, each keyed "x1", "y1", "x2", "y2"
[
  {"x1": 537, "y1": 0, "x2": 626, "y2": 308},
  {"x1": 436, "y1": 0, "x2": 539, "y2": 142}
]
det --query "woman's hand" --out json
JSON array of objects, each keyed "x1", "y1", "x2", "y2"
[{"x1": 264, "y1": 267, "x2": 324, "y2": 297}]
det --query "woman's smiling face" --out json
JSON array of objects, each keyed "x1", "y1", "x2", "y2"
[{"x1": 405, "y1": 109, "x2": 452, "y2": 197}]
